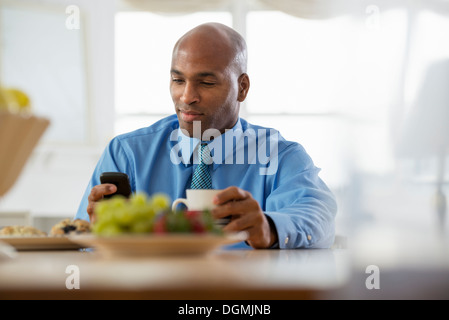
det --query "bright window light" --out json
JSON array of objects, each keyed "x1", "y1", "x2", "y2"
[
  {"x1": 114, "y1": 7, "x2": 445, "y2": 183},
  {"x1": 404, "y1": 10, "x2": 449, "y2": 109}
]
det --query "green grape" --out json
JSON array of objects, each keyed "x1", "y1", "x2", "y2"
[
  {"x1": 151, "y1": 193, "x2": 170, "y2": 211},
  {"x1": 94, "y1": 201, "x2": 109, "y2": 219},
  {"x1": 92, "y1": 192, "x2": 171, "y2": 236},
  {"x1": 116, "y1": 209, "x2": 134, "y2": 227},
  {"x1": 92, "y1": 220, "x2": 121, "y2": 236},
  {"x1": 100, "y1": 224, "x2": 123, "y2": 236},
  {"x1": 130, "y1": 219, "x2": 153, "y2": 233},
  {"x1": 130, "y1": 192, "x2": 148, "y2": 207},
  {"x1": 92, "y1": 192, "x2": 222, "y2": 236}
]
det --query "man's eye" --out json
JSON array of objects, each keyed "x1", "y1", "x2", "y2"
[
  {"x1": 172, "y1": 79, "x2": 184, "y2": 84},
  {"x1": 201, "y1": 82, "x2": 216, "y2": 86}
]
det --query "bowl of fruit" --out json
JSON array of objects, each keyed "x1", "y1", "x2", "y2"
[{"x1": 71, "y1": 193, "x2": 246, "y2": 257}]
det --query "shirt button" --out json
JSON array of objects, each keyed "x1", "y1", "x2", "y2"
[
  {"x1": 307, "y1": 235, "x2": 312, "y2": 241},
  {"x1": 284, "y1": 237, "x2": 289, "y2": 245}
]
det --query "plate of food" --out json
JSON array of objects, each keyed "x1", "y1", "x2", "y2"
[
  {"x1": 0, "y1": 219, "x2": 91, "y2": 251},
  {"x1": 70, "y1": 192, "x2": 247, "y2": 257}
]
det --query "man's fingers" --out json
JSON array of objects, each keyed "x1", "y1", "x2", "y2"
[
  {"x1": 87, "y1": 184, "x2": 117, "y2": 222},
  {"x1": 213, "y1": 197, "x2": 250, "y2": 219},
  {"x1": 213, "y1": 186, "x2": 249, "y2": 205},
  {"x1": 222, "y1": 213, "x2": 252, "y2": 232},
  {"x1": 88, "y1": 184, "x2": 117, "y2": 202}
]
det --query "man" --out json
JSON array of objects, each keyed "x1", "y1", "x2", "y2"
[{"x1": 76, "y1": 23, "x2": 337, "y2": 249}]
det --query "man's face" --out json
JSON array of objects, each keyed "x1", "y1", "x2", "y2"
[{"x1": 170, "y1": 40, "x2": 241, "y2": 138}]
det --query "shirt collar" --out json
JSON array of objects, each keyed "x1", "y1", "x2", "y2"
[{"x1": 176, "y1": 119, "x2": 243, "y2": 169}]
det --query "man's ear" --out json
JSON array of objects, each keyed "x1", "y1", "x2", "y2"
[{"x1": 237, "y1": 73, "x2": 250, "y2": 102}]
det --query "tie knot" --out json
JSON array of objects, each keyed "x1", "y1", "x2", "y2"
[{"x1": 199, "y1": 143, "x2": 212, "y2": 165}]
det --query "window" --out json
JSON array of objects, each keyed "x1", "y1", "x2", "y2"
[
  {"x1": 114, "y1": 4, "x2": 447, "y2": 189},
  {"x1": 244, "y1": 9, "x2": 407, "y2": 186},
  {"x1": 0, "y1": 5, "x2": 89, "y2": 144},
  {"x1": 404, "y1": 9, "x2": 449, "y2": 108},
  {"x1": 398, "y1": 9, "x2": 449, "y2": 181}
]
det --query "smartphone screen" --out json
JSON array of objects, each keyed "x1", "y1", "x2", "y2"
[{"x1": 100, "y1": 172, "x2": 132, "y2": 199}]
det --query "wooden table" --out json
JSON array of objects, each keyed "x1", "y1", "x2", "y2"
[
  {"x1": 0, "y1": 247, "x2": 350, "y2": 300},
  {"x1": 3, "y1": 223, "x2": 448, "y2": 300}
]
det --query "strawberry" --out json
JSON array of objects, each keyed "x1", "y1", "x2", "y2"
[
  {"x1": 185, "y1": 210, "x2": 202, "y2": 219},
  {"x1": 153, "y1": 215, "x2": 167, "y2": 233},
  {"x1": 191, "y1": 219, "x2": 206, "y2": 233}
]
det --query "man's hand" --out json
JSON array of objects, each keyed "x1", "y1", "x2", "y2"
[
  {"x1": 212, "y1": 186, "x2": 278, "y2": 249},
  {"x1": 86, "y1": 184, "x2": 117, "y2": 223}
]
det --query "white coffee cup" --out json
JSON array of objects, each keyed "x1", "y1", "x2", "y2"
[
  {"x1": 172, "y1": 189, "x2": 221, "y2": 212},
  {"x1": 172, "y1": 189, "x2": 231, "y2": 226}
]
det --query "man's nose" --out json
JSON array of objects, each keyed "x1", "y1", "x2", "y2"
[{"x1": 181, "y1": 82, "x2": 200, "y2": 105}]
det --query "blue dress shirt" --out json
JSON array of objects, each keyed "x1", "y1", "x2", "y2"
[{"x1": 75, "y1": 115, "x2": 337, "y2": 249}]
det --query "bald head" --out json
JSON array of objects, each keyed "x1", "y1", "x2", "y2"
[{"x1": 172, "y1": 23, "x2": 247, "y2": 75}]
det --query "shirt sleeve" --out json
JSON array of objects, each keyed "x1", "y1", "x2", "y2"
[
  {"x1": 75, "y1": 138, "x2": 134, "y2": 221},
  {"x1": 264, "y1": 143, "x2": 337, "y2": 249}
]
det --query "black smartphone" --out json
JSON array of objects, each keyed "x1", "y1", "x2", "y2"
[{"x1": 99, "y1": 172, "x2": 132, "y2": 199}]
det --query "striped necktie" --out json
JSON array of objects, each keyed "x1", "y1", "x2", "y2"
[{"x1": 191, "y1": 143, "x2": 212, "y2": 189}]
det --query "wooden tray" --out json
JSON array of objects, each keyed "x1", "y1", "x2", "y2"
[
  {"x1": 70, "y1": 232, "x2": 247, "y2": 257},
  {"x1": 0, "y1": 236, "x2": 85, "y2": 251}
]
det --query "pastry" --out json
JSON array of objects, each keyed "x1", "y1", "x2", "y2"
[
  {"x1": 50, "y1": 218, "x2": 91, "y2": 236},
  {"x1": 0, "y1": 225, "x2": 47, "y2": 237}
]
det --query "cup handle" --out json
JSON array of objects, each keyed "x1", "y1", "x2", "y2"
[{"x1": 172, "y1": 198, "x2": 188, "y2": 212}]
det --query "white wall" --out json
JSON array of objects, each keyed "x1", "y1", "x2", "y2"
[{"x1": 0, "y1": 0, "x2": 116, "y2": 224}]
